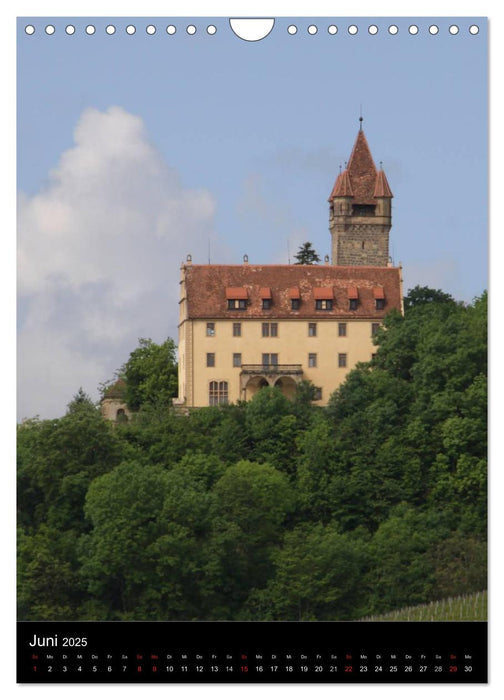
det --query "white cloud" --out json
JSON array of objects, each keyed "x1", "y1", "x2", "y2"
[{"x1": 18, "y1": 106, "x2": 217, "y2": 420}]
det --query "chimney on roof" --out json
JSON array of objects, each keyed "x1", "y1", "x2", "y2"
[{"x1": 243, "y1": 254, "x2": 249, "y2": 264}]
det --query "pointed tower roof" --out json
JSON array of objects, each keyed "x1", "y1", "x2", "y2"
[
  {"x1": 374, "y1": 168, "x2": 393, "y2": 198},
  {"x1": 329, "y1": 169, "x2": 354, "y2": 199},
  {"x1": 346, "y1": 130, "x2": 378, "y2": 204}
]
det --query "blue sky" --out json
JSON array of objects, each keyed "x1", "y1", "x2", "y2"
[{"x1": 17, "y1": 12, "x2": 488, "y2": 420}]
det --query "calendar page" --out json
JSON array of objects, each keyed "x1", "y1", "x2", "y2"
[{"x1": 16, "y1": 8, "x2": 488, "y2": 685}]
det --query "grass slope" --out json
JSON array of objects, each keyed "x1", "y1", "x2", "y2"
[{"x1": 359, "y1": 591, "x2": 487, "y2": 622}]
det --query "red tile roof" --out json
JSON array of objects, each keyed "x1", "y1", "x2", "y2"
[
  {"x1": 346, "y1": 130, "x2": 377, "y2": 204},
  {"x1": 260, "y1": 287, "x2": 272, "y2": 299},
  {"x1": 183, "y1": 265, "x2": 402, "y2": 320},
  {"x1": 329, "y1": 169, "x2": 354, "y2": 199},
  {"x1": 347, "y1": 286, "x2": 359, "y2": 299},
  {"x1": 225, "y1": 287, "x2": 248, "y2": 299},
  {"x1": 313, "y1": 287, "x2": 334, "y2": 300},
  {"x1": 102, "y1": 378, "x2": 127, "y2": 399},
  {"x1": 373, "y1": 286, "x2": 385, "y2": 299},
  {"x1": 374, "y1": 169, "x2": 393, "y2": 198},
  {"x1": 329, "y1": 130, "x2": 393, "y2": 204}
]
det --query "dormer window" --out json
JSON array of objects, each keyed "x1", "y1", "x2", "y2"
[
  {"x1": 290, "y1": 288, "x2": 301, "y2": 310},
  {"x1": 313, "y1": 287, "x2": 334, "y2": 311},
  {"x1": 348, "y1": 286, "x2": 359, "y2": 311},
  {"x1": 260, "y1": 287, "x2": 272, "y2": 310},
  {"x1": 228, "y1": 299, "x2": 247, "y2": 310},
  {"x1": 373, "y1": 287, "x2": 385, "y2": 310},
  {"x1": 226, "y1": 287, "x2": 248, "y2": 310}
]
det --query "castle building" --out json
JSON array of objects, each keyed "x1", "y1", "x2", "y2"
[
  {"x1": 100, "y1": 378, "x2": 133, "y2": 422},
  {"x1": 175, "y1": 126, "x2": 403, "y2": 408}
]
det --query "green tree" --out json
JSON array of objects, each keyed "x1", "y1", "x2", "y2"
[
  {"x1": 365, "y1": 505, "x2": 448, "y2": 614},
  {"x1": 18, "y1": 525, "x2": 85, "y2": 620},
  {"x1": 204, "y1": 460, "x2": 296, "y2": 618},
  {"x1": 245, "y1": 523, "x2": 368, "y2": 620},
  {"x1": 403, "y1": 285, "x2": 457, "y2": 311},
  {"x1": 245, "y1": 387, "x2": 298, "y2": 473},
  {"x1": 121, "y1": 337, "x2": 178, "y2": 411},
  {"x1": 426, "y1": 532, "x2": 487, "y2": 600},
  {"x1": 293, "y1": 241, "x2": 321, "y2": 265},
  {"x1": 17, "y1": 393, "x2": 123, "y2": 532}
]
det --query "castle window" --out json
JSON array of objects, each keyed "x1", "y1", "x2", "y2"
[
  {"x1": 372, "y1": 323, "x2": 381, "y2": 336},
  {"x1": 116, "y1": 408, "x2": 128, "y2": 423},
  {"x1": 338, "y1": 323, "x2": 347, "y2": 337},
  {"x1": 262, "y1": 353, "x2": 278, "y2": 367},
  {"x1": 373, "y1": 287, "x2": 385, "y2": 310},
  {"x1": 233, "y1": 353, "x2": 242, "y2": 367},
  {"x1": 209, "y1": 381, "x2": 228, "y2": 406},
  {"x1": 347, "y1": 286, "x2": 359, "y2": 310},
  {"x1": 313, "y1": 387, "x2": 322, "y2": 401},
  {"x1": 260, "y1": 288, "x2": 272, "y2": 310},
  {"x1": 290, "y1": 288, "x2": 301, "y2": 310},
  {"x1": 338, "y1": 353, "x2": 347, "y2": 368},
  {"x1": 352, "y1": 204, "x2": 375, "y2": 216},
  {"x1": 228, "y1": 299, "x2": 247, "y2": 310},
  {"x1": 226, "y1": 287, "x2": 248, "y2": 310},
  {"x1": 315, "y1": 299, "x2": 333, "y2": 310},
  {"x1": 262, "y1": 323, "x2": 278, "y2": 337},
  {"x1": 233, "y1": 322, "x2": 242, "y2": 337},
  {"x1": 314, "y1": 287, "x2": 334, "y2": 311},
  {"x1": 308, "y1": 323, "x2": 317, "y2": 337},
  {"x1": 206, "y1": 353, "x2": 215, "y2": 367},
  {"x1": 206, "y1": 322, "x2": 215, "y2": 336},
  {"x1": 308, "y1": 353, "x2": 317, "y2": 368}
]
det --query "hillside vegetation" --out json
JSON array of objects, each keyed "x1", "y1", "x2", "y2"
[
  {"x1": 17, "y1": 287, "x2": 487, "y2": 622},
  {"x1": 360, "y1": 591, "x2": 487, "y2": 622}
]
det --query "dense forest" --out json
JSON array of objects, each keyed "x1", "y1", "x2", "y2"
[{"x1": 17, "y1": 287, "x2": 487, "y2": 622}]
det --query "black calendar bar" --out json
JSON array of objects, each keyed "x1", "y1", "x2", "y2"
[{"x1": 17, "y1": 620, "x2": 487, "y2": 683}]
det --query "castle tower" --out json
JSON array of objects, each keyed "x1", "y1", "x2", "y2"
[{"x1": 329, "y1": 120, "x2": 393, "y2": 266}]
